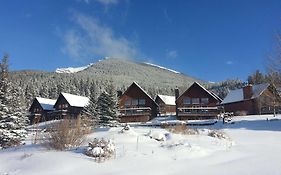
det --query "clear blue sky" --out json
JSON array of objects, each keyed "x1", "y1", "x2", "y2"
[{"x1": 1, "y1": 0, "x2": 281, "y2": 82}]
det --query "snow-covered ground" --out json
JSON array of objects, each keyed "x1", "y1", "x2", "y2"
[
  {"x1": 1, "y1": 115, "x2": 281, "y2": 175},
  {"x1": 55, "y1": 63, "x2": 93, "y2": 73}
]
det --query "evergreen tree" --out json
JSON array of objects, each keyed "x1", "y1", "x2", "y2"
[
  {"x1": 82, "y1": 91, "x2": 98, "y2": 126},
  {"x1": 0, "y1": 55, "x2": 28, "y2": 149}
]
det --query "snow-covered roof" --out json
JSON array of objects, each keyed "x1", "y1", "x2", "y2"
[
  {"x1": 156, "y1": 95, "x2": 175, "y2": 105},
  {"x1": 36, "y1": 97, "x2": 56, "y2": 111},
  {"x1": 176, "y1": 82, "x2": 220, "y2": 102},
  {"x1": 61, "y1": 93, "x2": 89, "y2": 107},
  {"x1": 221, "y1": 83, "x2": 270, "y2": 104}
]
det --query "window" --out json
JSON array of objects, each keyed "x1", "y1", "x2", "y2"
[
  {"x1": 192, "y1": 98, "x2": 200, "y2": 104},
  {"x1": 139, "y1": 99, "x2": 146, "y2": 105},
  {"x1": 58, "y1": 104, "x2": 62, "y2": 109},
  {"x1": 132, "y1": 99, "x2": 138, "y2": 106},
  {"x1": 201, "y1": 98, "x2": 209, "y2": 104},
  {"x1": 183, "y1": 97, "x2": 191, "y2": 105},
  {"x1": 125, "y1": 99, "x2": 131, "y2": 106}
]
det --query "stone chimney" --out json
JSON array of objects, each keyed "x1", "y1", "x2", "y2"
[{"x1": 243, "y1": 84, "x2": 253, "y2": 99}]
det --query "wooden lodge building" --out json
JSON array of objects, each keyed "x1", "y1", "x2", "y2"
[
  {"x1": 221, "y1": 84, "x2": 281, "y2": 115},
  {"x1": 118, "y1": 82, "x2": 159, "y2": 123},
  {"x1": 28, "y1": 93, "x2": 89, "y2": 124},
  {"x1": 28, "y1": 97, "x2": 56, "y2": 124},
  {"x1": 175, "y1": 82, "x2": 222, "y2": 120},
  {"x1": 50, "y1": 92, "x2": 89, "y2": 119},
  {"x1": 154, "y1": 95, "x2": 176, "y2": 116}
]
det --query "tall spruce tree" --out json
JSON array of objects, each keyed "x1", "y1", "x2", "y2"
[
  {"x1": 82, "y1": 91, "x2": 99, "y2": 126},
  {"x1": 0, "y1": 54, "x2": 28, "y2": 149},
  {"x1": 96, "y1": 81, "x2": 119, "y2": 126}
]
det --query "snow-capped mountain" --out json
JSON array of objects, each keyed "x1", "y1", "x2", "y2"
[
  {"x1": 143, "y1": 62, "x2": 180, "y2": 74},
  {"x1": 55, "y1": 63, "x2": 94, "y2": 73}
]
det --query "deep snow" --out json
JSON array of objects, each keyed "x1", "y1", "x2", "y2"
[{"x1": 1, "y1": 115, "x2": 281, "y2": 175}]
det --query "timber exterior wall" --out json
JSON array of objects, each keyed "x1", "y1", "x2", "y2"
[
  {"x1": 176, "y1": 82, "x2": 221, "y2": 120},
  {"x1": 118, "y1": 82, "x2": 158, "y2": 122}
]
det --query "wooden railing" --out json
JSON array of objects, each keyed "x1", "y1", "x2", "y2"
[
  {"x1": 178, "y1": 106, "x2": 220, "y2": 116},
  {"x1": 118, "y1": 107, "x2": 151, "y2": 116}
]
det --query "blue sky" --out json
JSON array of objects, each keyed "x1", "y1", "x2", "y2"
[{"x1": 1, "y1": 0, "x2": 281, "y2": 82}]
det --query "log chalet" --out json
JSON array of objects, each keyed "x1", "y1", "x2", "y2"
[
  {"x1": 50, "y1": 92, "x2": 89, "y2": 119},
  {"x1": 221, "y1": 84, "x2": 281, "y2": 115},
  {"x1": 176, "y1": 82, "x2": 222, "y2": 120},
  {"x1": 118, "y1": 82, "x2": 159, "y2": 123},
  {"x1": 28, "y1": 97, "x2": 56, "y2": 124},
  {"x1": 154, "y1": 94, "x2": 176, "y2": 116}
]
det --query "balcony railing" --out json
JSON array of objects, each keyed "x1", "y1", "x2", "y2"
[
  {"x1": 178, "y1": 106, "x2": 219, "y2": 116},
  {"x1": 119, "y1": 107, "x2": 151, "y2": 116}
]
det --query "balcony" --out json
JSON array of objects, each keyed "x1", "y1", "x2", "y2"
[
  {"x1": 178, "y1": 106, "x2": 220, "y2": 117},
  {"x1": 118, "y1": 107, "x2": 151, "y2": 116}
]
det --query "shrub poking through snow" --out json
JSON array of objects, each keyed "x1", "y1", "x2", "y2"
[
  {"x1": 208, "y1": 130, "x2": 229, "y2": 140},
  {"x1": 167, "y1": 124, "x2": 199, "y2": 135},
  {"x1": 46, "y1": 118, "x2": 86, "y2": 150},
  {"x1": 85, "y1": 138, "x2": 116, "y2": 162}
]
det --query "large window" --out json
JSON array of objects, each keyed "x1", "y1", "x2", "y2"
[
  {"x1": 192, "y1": 98, "x2": 200, "y2": 104},
  {"x1": 139, "y1": 99, "x2": 146, "y2": 105},
  {"x1": 125, "y1": 99, "x2": 131, "y2": 106},
  {"x1": 132, "y1": 99, "x2": 138, "y2": 106},
  {"x1": 183, "y1": 97, "x2": 191, "y2": 105},
  {"x1": 201, "y1": 98, "x2": 209, "y2": 104}
]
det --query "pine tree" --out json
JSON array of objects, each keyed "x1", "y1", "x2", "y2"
[
  {"x1": 0, "y1": 55, "x2": 28, "y2": 149},
  {"x1": 96, "y1": 81, "x2": 119, "y2": 126},
  {"x1": 82, "y1": 92, "x2": 98, "y2": 126}
]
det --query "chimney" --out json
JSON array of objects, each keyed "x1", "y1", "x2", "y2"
[
  {"x1": 243, "y1": 84, "x2": 253, "y2": 99},
  {"x1": 117, "y1": 90, "x2": 123, "y2": 98},
  {"x1": 175, "y1": 88, "x2": 179, "y2": 100},
  {"x1": 175, "y1": 88, "x2": 179, "y2": 118}
]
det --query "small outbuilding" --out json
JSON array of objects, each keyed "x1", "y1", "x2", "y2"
[{"x1": 154, "y1": 94, "x2": 176, "y2": 116}]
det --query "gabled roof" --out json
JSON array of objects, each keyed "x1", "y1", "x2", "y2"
[
  {"x1": 155, "y1": 95, "x2": 175, "y2": 105},
  {"x1": 176, "y1": 82, "x2": 220, "y2": 102},
  {"x1": 60, "y1": 92, "x2": 89, "y2": 107},
  {"x1": 122, "y1": 82, "x2": 158, "y2": 106},
  {"x1": 221, "y1": 83, "x2": 270, "y2": 104},
  {"x1": 36, "y1": 97, "x2": 56, "y2": 111}
]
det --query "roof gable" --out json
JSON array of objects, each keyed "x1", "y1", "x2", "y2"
[
  {"x1": 121, "y1": 82, "x2": 158, "y2": 106},
  {"x1": 176, "y1": 82, "x2": 220, "y2": 102}
]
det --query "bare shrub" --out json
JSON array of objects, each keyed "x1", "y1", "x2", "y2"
[
  {"x1": 167, "y1": 124, "x2": 198, "y2": 135},
  {"x1": 208, "y1": 130, "x2": 229, "y2": 140},
  {"x1": 85, "y1": 138, "x2": 116, "y2": 162},
  {"x1": 235, "y1": 110, "x2": 248, "y2": 116},
  {"x1": 46, "y1": 117, "x2": 87, "y2": 150}
]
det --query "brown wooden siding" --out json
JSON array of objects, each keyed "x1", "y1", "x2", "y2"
[
  {"x1": 176, "y1": 82, "x2": 220, "y2": 120},
  {"x1": 222, "y1": 88, "x2": 281, "y2": 115},
  {"x1": 118, "y1": 82, "x2": 158, "y2": 122}
]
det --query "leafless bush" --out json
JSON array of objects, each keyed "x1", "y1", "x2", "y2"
[
  {"x1": 208, "y1": 130, "x2": 229, "y2": 140},
  {"x1": 46, "y1": 117, "x2": 89, "y2": 150},
  {"x1": 85, "y1": 138, "x2": 116, "y2": 163},
  {"x1": 235, "y1": 110, "x2": 248, "y2": 116},
  {"x1": 166, "y1": 124, "x2": 199, "y2": 135}
]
